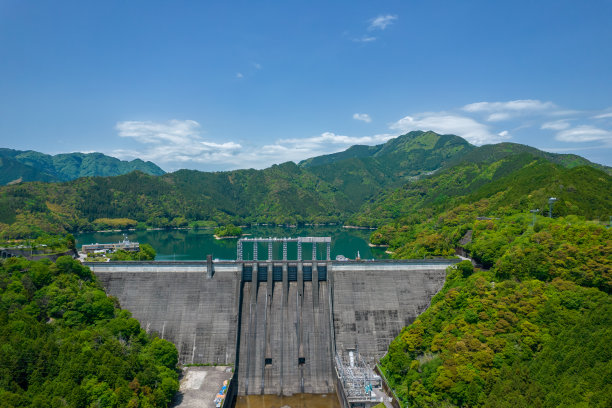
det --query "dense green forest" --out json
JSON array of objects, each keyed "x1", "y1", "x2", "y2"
[
  {"x1": 379, "y1": 218, "x2": 611, "y2": 406},
  {"x1": 0, "y1": 256, "x2": 178, "y2": 407},
  {"x1": 353, "y1": 155, "x2": 612, "y2": 228},
  {"x1": 0, "y1": 148, "x2": 165, "y2": 185},
  {"x1": 360, "y1": 157, "x2": 611, "y2": 264},
  {"x1": 0, "y1": 234, "x2": 76, "y2": 255},
  {"x1": 0, "y1": 131, "x2": 609, "y2": 239}
]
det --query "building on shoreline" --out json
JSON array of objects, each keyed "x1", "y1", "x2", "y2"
[{"x1": 81, "y1": 236, "x2": 139, "y2": 254}]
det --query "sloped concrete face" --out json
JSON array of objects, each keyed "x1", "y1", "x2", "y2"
[
  {"x1": 330, "y1": 265, "x2": 447, "y2": 366},
  {"x1": 95, "y1": 267, "x2": 240, "y2": 365},
  {"x1": 237, "y1": 280, "x2": 334, "y2": 396},
  {"x1": 90, "y1": 260, "x2": 454, "y2": 396}
]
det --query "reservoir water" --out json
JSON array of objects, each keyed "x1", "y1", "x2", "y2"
[{"x1": 75, "y1": 225, "x2": 389, "y2": 261}]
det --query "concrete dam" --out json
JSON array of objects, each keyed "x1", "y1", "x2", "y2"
[{"x1": 87, "y1": 237, "x2": 456, "y2": 402}]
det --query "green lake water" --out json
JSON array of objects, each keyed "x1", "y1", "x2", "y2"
[{"x1": 75, "y1": 225, "x2": 390, "y2": 261}]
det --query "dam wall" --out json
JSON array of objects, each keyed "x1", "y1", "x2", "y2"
[
  {"x1": 88, "y1": 259, "x2": 457, "y2": 396},
  {"x1": 330, "y1": 262, "x2": 448, "y2": 366},
  {"x1": 92, "y1": 262, "x2": 240, "y2": 365}
]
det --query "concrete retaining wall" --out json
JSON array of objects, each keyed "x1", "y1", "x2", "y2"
[
  {"x1": 96, "y1": 270, "x2": 239, "y2": 365},
  {"x1": 329, "y1": 265, "x2": 448, "y2": 366}
]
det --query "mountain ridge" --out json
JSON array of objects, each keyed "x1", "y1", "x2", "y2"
[
  {"x1": 0, "y1": 148, "x2": 166, "y2": 185},
  {"x1": 300, "y1": 130, "x2": 611, "y2": 175},
  {"x1": 0, "y1": 131, "x2": 610, "y2": 238}
]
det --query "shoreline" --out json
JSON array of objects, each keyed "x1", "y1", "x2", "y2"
[
  {"x1": 213, "y1": 235, "x2": 240, "y2": 240},
  {"x1": 87, "y1": 224, "x2": 376, "y2": 234},
  {"x1": 343, "y1": 225, "x2": 376, "y2": 230}
]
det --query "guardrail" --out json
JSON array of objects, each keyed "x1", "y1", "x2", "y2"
[{"x1": 375, "y1": 364, "x2": 402, "y2": 408}]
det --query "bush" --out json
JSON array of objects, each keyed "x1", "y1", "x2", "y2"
[{"x1": 456, "y1": 260, "x2": 474, "y2": 278}]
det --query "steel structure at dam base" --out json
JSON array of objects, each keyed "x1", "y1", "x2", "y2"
[{"x1": 86, "y1": 237, "x2": 458, "y2": 407}]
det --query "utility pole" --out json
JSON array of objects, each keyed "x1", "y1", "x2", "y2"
[{"x1": 548, "y1": 197, "x2": 557, "y2": 218}]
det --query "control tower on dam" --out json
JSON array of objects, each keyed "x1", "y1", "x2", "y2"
[{"x1": 87, "y1": 237, "x2": 457, "y2": 399}]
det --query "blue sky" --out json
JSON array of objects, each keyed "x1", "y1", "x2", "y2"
[{"x1": 1, "y1": 0, "x2": 611, "y2": 171}]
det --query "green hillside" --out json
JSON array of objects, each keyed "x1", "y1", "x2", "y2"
[
  {"x1": 443, "y1": 142, "x2": 612, "y2": 175},
  {"x1": 0, "y1": 149, "x2": 165, "y2": 184},
  {"x1": 351, "y1": 154, "x2": 612, "y2": 228},
  {"x1": 299, "y1": 143, "x2": 382, "y2": 167},
  {"x1": 380, "y1": 249, "x2": 611, "y2": 407},
  {"x1": 0, "y1": 156, "x2": 57, "y2": 185},
  {"x1": 301, "y1": 131, "x2": 475, "y2": 177},
  {"x1": 373, "y1": 180, "x2": 611, "y2": 406},
  {"x1": 0, "y1": 256, "x2": 179, "y2": 407},
  {"x1": 0, "y1": 132, "x2": 609, "y2": 240},
  {"x1": 0, "y1": 165, "x2": 346, "y2": 238}
]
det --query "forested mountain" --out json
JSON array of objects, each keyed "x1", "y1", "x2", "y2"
[
  {"x1": 300, "y1": 131, "x2": 474, "y2": 175},
  {"x1": 0, "y1": 256, "x2": 179, "y2": 406},
  {"x1": 0, "y1": 148, "x2": 165, "y2": 185},
  {"x1": 0, "y1": 156, "x2": 57, "y2": 185},
  {"x1": 351, "y1": 154, "x2": 612, "y2": 228},
  {"x1": 442, "y1": 141, "x2": 612, "y2": 174},
  {"x1": 0, "y1": 131, "x2": 609, "y2": 239}
]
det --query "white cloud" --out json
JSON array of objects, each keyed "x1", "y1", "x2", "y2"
[
  {"x1": 487, "y1": 113, "x2": 511, "y2": 122},
  {"x1": 555, "y1": 125, "x2": 612, "y2": 144},
  {"x1": 390, "y1": 113, "x2": 509, "y2": 145},
  {"x1": 116, "y1": 120, "x2": 201, "y2": 144},
  {"x1": 538, "y1": 145, "x2": 607, "y2": 153},
  {"x1": 464, "y1": 99, "x2": 564, "y2": 124},
  {"x1": 541, "y1": 120, "x2": 571, "y2": 130},
  {"x1": 279, "y1": 132, "x2": 393, "y2": 148},
  {"x1": 114, "y1": 120, "x2": 242, "y2": 168},
  {"x1": 111, "y1": 100, "x2": 612, "y2": 171},
  {"x1": 253, "y1": 62, "x2": 262, "y2": 69},
  {"x1": 225, "y1": 132, "x2": 396, "y2": 169},
  {"x1": 353, "y1": 113, "x2": 372, "y2": 123},
  {"x1": 113, "y1": 120, "x2": 397, "y2": 171},
  {"x1": 236, "y1": 72, "x2": 244, "y2": 79},
  {"x1": 369, "y1": 14, "x2": 398, "y2": 30},
  {"x1": 353, "y1": 36, "x2": 377, "y2": 43},
  {"x1": 463, "y1": 99, "x2": 556, "y2": 113}
]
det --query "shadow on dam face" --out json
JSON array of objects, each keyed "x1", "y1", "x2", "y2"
[{"x1": 89, "y1": 259, "x2": 454, "y2": 397}]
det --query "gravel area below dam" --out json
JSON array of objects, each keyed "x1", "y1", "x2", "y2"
[{"x1": 172, "y1": 366, "x2": 233, "y2": 408}]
